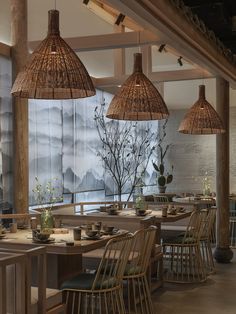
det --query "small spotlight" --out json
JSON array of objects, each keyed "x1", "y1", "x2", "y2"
[
  {"x1": 115, "y1": 13, "x2": 125, "y2": 26},
  {"x1": 158, "y1": 44, "x2": 166, "y2": 53},
  {"x1": 177, "y1": 56, "x2": 183, "y2": 66}
]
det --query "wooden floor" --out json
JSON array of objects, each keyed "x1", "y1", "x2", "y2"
[{"x1": 152, "y1": 249, "x2": 236, "y2": 314}]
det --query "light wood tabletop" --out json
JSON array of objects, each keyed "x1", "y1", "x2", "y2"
[{"x1": 0, "y1": 228, "x2": 128, "y2": 255}]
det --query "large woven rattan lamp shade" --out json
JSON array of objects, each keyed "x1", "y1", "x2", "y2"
[
  {"x1": 11, "y1": 10, "x2": 95, "y2": 99},
  {"x1": 178, "y1": 85, "x2": 225, "y2": 134},
  {"x1": 106, "y1": 53, "x2": 169, "y2": 120}
]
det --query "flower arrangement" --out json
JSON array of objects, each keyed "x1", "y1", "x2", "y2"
[{"x1": 32, "y1": 177, "x2": 63, "y2": 229}]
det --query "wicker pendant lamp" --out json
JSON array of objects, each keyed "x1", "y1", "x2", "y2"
[
  {"x1": 178, "y1": 85, "x2": 225, "y2": 134},
  {"x1": 106, "y1": 53, "x2": 169, "y2": 120},
  {"x1": 11, "y1": 10, "x2": 95, "y2": 99}
]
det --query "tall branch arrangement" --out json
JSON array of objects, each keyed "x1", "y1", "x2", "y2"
[
  {"x1": 94, "y1": 101, "x2": 158, "y2": 202},
  {"x1": 156, "y1": 119, "x2": 169, "y2": 164},
  {"x1": 152, "y1": 119, "x2": 173, "y2": 189}
]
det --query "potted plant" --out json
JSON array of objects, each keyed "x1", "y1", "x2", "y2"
[
  {"x1": 32, "y1": 177, "x2": 63, "y2": 230},
  {"x1": 152, "y1": 161, "x2": 173, "y2": 193},
  {"x1": 152, "y1": 119, "x2": 173, "y2": 193}
]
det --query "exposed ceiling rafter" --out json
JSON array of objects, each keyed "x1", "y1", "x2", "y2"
[
  {"x1": 93, "y1": 68, "x2": 213, "y2": 87},
  {"x1": 100, "y1": 0, "x2": 236, "y2": 88},
  {"x1": 84, "y1": 0, "x2": 142, "y2": 31},
  {"x1": 28, "y1": 30, "x2": 160, "y2": 52}
]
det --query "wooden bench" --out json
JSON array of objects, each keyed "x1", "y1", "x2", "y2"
[
  {"x1": 0, "y1": 251, "x2": 26, "y2": 314},
  {"x1": 0, "y1": 246, "x2": 65, "y2": 314}
]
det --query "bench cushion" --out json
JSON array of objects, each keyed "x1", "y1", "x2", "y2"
[{"x1": 61, "y1": 273, "x2": 116, "y2": 291}]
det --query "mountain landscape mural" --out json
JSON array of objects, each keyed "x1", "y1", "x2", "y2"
[{"x1": 28, "y1": 89, "x2": 158, "y2": 205}]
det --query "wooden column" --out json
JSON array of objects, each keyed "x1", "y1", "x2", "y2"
[
  {"x1": 214, "y1": 77, "x2": 233, "y2": 263},
  {"x1": 11, "y1": 0, "x2": 29, "y2": 213}
]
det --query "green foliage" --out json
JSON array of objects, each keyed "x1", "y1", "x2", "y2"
[
  {"x1": 32, "y1": 177, "x2": 63, "y2": 209},
  {"x1": 166, "y1": 174, "x2": 173, "y2": 184},
  {"x1": 158, "y1": 175, "x2": 166, "y2": 187},
  {"x1": 152, "y1": 119, "x2": 174, "y2": 187},
  {"x1": 94, "y1": 102, "x2": 158, "y2": 202}
]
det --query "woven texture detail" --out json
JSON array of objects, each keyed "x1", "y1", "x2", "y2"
[
  {"x1": 106, "y1": 53, "x2": 169, "y2": 121},
  {"x1": 178, "y1": 85, "x2": 225, "y2": 134},
  {"x1": 11, "y1": 10, "x2": 95, "y2": 99}
]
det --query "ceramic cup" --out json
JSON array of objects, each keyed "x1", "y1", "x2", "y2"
[
  {"x1": 9, "y1": 222, "x2": 17, "y2": 233},
  {"x1": 162, "y1": 207, "x2": 168, "y2": 217},
  {"x1": 30, "y1": 217, "x2": 37, "y2": 230},
  {"x1": 73, "y1": 227, "x2": 81, "y2": 241}
]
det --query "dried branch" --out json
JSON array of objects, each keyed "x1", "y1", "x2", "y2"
[{"x1": 95, "y1": 103, "x2": 157, "y2": 201}]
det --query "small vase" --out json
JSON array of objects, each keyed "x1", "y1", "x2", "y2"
[
  {"x1": 158, "y1": 186, "x2": 166, "y2": 193},
  {"x1": 41, "y1": 208, "x2": 54, "y2": 230}
]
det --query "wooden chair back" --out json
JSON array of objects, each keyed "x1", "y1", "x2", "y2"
[
  {"x1": 201, "y1": 207, "x2": 217, "y2": 239},
  {"x1": 183, "y1": 210, "x2": 208, "y2": 244},
  {"x1": 92, "y1": 234, "x2": 133, "y2": 290},
  {"x1": 126, "y1": 226, "x2": 157, "y2": 276},
  {"x1": 153, "y1": 195, "x2": 169, "y2": 203}
]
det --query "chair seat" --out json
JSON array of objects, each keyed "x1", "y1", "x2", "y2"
[
  {"x1": 31, "y1": 287, "x2": 63, "y2": 314},
  {"x1": 164, "y1": 234, "x2": 197, "y2": 245},
  {"x1": 124, "y1": 264, "x2": 142, "y2": 276},
  {"x1": 61, "y1": 273, "x2": 116, "y2": 291}
]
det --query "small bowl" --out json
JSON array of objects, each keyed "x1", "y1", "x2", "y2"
[
  {"x1": 33, "y1": 231, "x2": 50, "y2": 241},
  {"x1": 136, "y1": 209, "x2": 147, "y2": 216},
  {"x1": 85, "y1": 229, "x2": 100, "y2": 238},
  {"x1": 103, "y1": 226, "x2": 114, "y2": 234},
  {"x1": 107, "y1": 207, "x2": 118, "y2": 215}
]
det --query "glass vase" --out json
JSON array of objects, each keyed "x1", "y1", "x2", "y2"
[{"x1": 40, "y1": 208, "x2": 54, "y2": 230}]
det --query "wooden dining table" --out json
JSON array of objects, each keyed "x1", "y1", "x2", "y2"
[
  {"x1": 172, "y1": 196, "x2": 216, "y2": 209},
  {"x1": 0, "y1": 228, "x2": 127, "y2": 288},
  {"x1": 54, "y1": 208, "x2": 192, "y2": 244}
]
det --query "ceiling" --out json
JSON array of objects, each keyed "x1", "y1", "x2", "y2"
[
  {"x1": 183, "y1": 0, "x2": 236, "y2": 54},
  {"x1": 1, "y1": 0, "x2": 236, "y2": 108}
]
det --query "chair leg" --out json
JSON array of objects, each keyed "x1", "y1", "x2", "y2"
[
  {"x1": 164, "y1": 244, "x2": 207, "y2": 283},
  {"x1": 124, "y1": 276, "x2": 154, "y2": 314}
]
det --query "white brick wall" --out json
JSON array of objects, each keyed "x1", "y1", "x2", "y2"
[{"x1": 160, "y1": 108, "x2": 236, "y2": 194}]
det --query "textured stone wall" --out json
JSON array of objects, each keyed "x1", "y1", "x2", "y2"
[{"x1": 161, "y1": 108, "x2": 236, "y2": 194}]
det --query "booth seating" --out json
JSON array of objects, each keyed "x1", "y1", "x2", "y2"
[
  {"x1": 0, "y1": 251, "x2": 26, "y2": 314},
  {"x1": 0, "y1": 246, "x2": 65, "y2": 314}
]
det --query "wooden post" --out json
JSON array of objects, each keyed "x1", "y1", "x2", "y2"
[
  {"x1": 214, "y1": 77, "x2": 233, "y2": 263},
  {"x1": 11, "y1": 0, "x2": 29, "y2": 213}
]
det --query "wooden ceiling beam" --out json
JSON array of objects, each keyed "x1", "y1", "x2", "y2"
[
  {"x1": 101, "y1": 0, "x2": 236, "y2": 88},
  {"x1": 84, "y1": 0, "x2": 142, "y2": 31},
  {"x1": 93, "y1": 68, "x2": 213, "y2": 87},
  {"x1": 29, "y1": 30, "x2": 160, "y2": 52}
]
